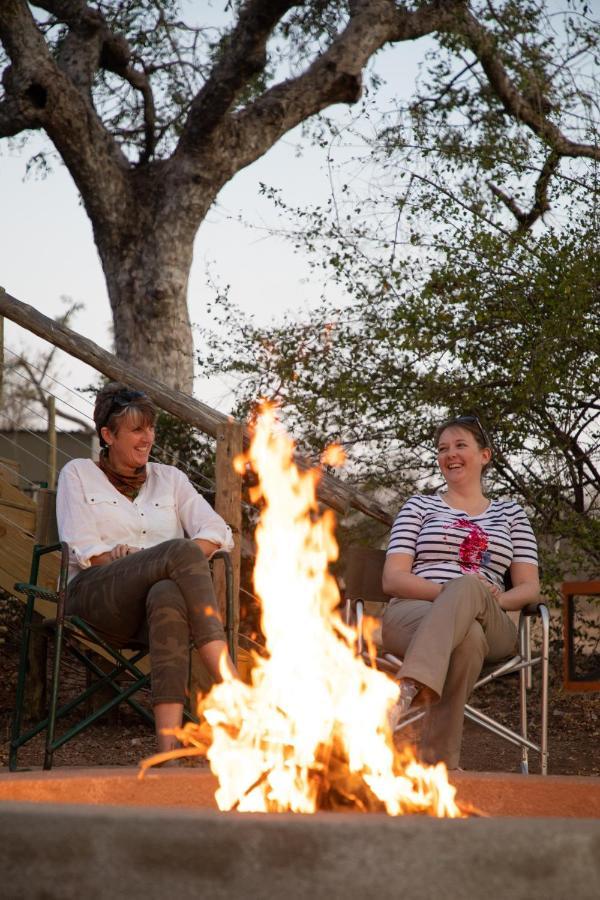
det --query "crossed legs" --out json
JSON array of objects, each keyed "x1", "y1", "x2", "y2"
[
  {"x1": 66, "y1": 539, "x2": 236, "y2": 750},
  {"x1": 381, "y1": 574, "x2": 517, "y2": 768}
]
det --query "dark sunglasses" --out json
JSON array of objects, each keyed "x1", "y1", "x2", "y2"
[
  {"x1": 102, "y1": 389, "x2": 147, "y2": 428},
  {"x1": 448, "y1": 415, "x2": 490, "y2": 447}
]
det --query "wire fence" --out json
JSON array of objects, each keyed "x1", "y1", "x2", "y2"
[
  {"x1": 2, "y1": 342, "x2": 220, "y2": 494},
  {"x1": 1, "y1": 341, "x2": 261, "y2": 532}
]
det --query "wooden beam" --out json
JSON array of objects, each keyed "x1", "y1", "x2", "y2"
[
  {"x1": 214, "y1": 421, "x2": 243, "y2": 657},
  {"x1": 47, "y1": 396, "x2": 57, "y2": 491},
  {"x1": 0, "y1": 314, "x2": 3, "y2": 405},
  {"x1": 0, "y1": 288, "x2": 393, "y2": 526}
]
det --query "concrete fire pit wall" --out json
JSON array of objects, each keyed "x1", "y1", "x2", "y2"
[{"x1": 1, "y1": 802, "x2": 600, "y2": 900}]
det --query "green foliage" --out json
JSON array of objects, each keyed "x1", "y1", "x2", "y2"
[
  {"x1": 193, "y1": 1, "x2": 600, "y2": 582},
  {"x1": 199, "y1": 201, "x2": 600, "y2": 582},
  {"x1": 152, "y1": 412, "x2": 216, "y2": 502}
]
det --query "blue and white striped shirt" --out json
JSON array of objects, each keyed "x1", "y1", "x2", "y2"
[{"x1": 386, "y1": 494, "x2": 538, "y2": 589}]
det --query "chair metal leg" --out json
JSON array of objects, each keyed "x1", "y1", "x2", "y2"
[
  {"x1": 344, "y1": 597, "x2": 352, "y2": 627},
  {"x1": 524, "y1": 616, "x2": 532, "y2": 690},
  {"x1": 356, "y1": 600, "x2": 364, "y2": 655},
  {"x1": 212, "y1": 549, "x2": 236, "y2": 664},
  {"x1": 9, "y1": 590, "x2": 37, "y2": 772},
  {"x1": 518, "y1": 619, "x2": 529, "y2": 774},
  {"x1": 540, "y1": 604, "x2": 550, "y2": 775},
  {"x1": 44, "y1": 621, "x2": 65, "y2": 770}
]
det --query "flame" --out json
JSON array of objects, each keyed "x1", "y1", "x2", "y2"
[
  {"x1": 154, "y1": 404, "x2": 462, "y2": 817},
  {"x1": 321, "y1": 443, "x2": 346, "y2": 467}
]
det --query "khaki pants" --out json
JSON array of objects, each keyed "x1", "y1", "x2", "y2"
[
  {"x1": 381, "y1": 574, "x2": 517, "y2": 769},
  {"x1": 67, "y1": 539, "x2": 224, "y2": 705}
]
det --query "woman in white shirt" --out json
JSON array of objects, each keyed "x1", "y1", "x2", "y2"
[
  {"x1": 57, "y1": 383, "x2": 236, "y2": 755},
  {"x1": 382, "y1": 415, "x2": 540, "y2": 770}
]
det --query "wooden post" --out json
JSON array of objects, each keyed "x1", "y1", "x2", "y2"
[
  {"x1": 47, "y1": 395, "x2": 57, "y2": 491},
  {"x1": 23, "y1": 490, "x2": 58, "y2": 719},
  {"x1": 0, "y1": 315, "x2": 4, "y2": 406},
  {"x1": 214, "y1": 421, "x2": 243, "y2": 656},
  {"x1": 190, "y1": 421, "x2": 243, "y2": 703}
]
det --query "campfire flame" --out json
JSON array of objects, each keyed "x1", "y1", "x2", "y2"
[{"x1": 149, "y1": 404, "x2": 462, "y2": 817}]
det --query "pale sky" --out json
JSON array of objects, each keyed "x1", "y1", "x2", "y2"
[{"x1": 0, "y1": 10, "x2": 428, "y2": 425}]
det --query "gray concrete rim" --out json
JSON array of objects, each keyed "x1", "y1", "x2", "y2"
[{"x1": 1, "y1": 801, "x2": 599, "y2": 900}]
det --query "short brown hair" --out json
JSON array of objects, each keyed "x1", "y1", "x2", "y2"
[{"x1": 94, "y1": 382, "x2": 157, "y2": 449}]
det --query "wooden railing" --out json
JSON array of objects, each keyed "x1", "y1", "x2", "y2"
[
  {"x1": 0, "y1": 288, "x2": 393, "y2": 528},
  {"x1": 0, "y1": 288, "x2": 396, "y2": 660}
]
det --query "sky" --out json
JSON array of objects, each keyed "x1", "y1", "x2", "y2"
[{"x1": 0, "y1": 5, "x2": 429, "y2": 427}]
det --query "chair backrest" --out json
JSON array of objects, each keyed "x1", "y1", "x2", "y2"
[{"x1": 344, "y1": 545, "x2": 390, "y2": 610}]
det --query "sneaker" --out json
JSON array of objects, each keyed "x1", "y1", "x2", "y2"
[{"x1": 388, "y1": 678, "x2": 420, "y2": 733}]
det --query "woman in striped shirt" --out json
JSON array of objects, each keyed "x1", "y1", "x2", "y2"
[{"x1": 382, "y1": 416, "x2": 540, "y2": 770}]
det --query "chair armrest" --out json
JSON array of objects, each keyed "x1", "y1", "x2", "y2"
[
  {"x1": 521, "y1": 601, "x2": 548, "y2": 617},
  {"x1": 14, "y1": 583, "x2": 59, "y2": 602}
]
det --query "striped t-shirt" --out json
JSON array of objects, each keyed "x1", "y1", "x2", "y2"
[{"x1": 386, "y1": 494, "x2": 538, "y2": 589}]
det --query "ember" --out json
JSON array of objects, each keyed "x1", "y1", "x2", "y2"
[{"x1": 144, "y1": 405, "x2": 462, "y2": 817}]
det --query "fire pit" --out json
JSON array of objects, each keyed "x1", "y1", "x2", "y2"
[
  {"x1": 1, "y1": 767, "x2": 599, "y2": 817},
  {"x1": 0, "y1": 768, "x2": 599, "y2": 899},
  {"x1": 2, "y1": 411, "x2": 598, "y2": 897}
]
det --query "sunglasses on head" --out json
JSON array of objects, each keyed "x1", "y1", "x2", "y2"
[
  {"x1": 103, "y1": 389, "x2": 147, "y2": 428},
  {"x1": 449, "y1": 415, "x2": 490, "y2": 447}
]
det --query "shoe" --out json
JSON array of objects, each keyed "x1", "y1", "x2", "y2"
[{"x1": 388, "y1": 678, "x2": 419, "y2": 733}]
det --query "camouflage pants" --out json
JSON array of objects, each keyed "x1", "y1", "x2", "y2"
[{"x1": 66, "y1": 538, "x2": 225, "y2": 704}]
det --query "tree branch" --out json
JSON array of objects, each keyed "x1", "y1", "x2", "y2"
[
  {"x1": 487, "y1": 150, "x2": 560, "y2": 232},
  {"x1": 178, "y1": 0, "x2": 297, "y2": 153},
  {"x1": 0, "y1": 85, "x2": 38, "y2": 136},
  {"x1": 33, "y1": 0, "x2": 157, "y2": 162},
  {"x1": 457, "y1": 7, "x2": 600, "y2": 161},
  {"x1": 182, "y1": 0, "x2": 467, "y2": 176},
  {"x1": 0, "y1": 0, "x2": 131, "y2": 228}
]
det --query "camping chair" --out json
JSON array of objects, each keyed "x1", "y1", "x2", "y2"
[
  {"x1": 9, "y1": 490, "x2": 235, "y2": 771},
  {"x1": 343, "y1": 545, "x2": 550, "y2": 775}
]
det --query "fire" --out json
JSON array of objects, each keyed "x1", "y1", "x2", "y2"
[
  {"x1": 321, "y1": 443, "x2": 346, "y2": 467},
  {"x1": 150, "y1": 404, "x2": 462, "y2": 817}
]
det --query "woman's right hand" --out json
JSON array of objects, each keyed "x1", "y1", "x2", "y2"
[
  {"x1": 109, "y1": 544, "x2": 141, "y2": 561},
  {"x1": 89, "y1": 545, "x2": 141, "y2": 566},
  {"x1": 108, "y1": 544, "x2": 140, "y2": 562}
]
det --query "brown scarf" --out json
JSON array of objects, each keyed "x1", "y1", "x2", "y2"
[{"x1": 97, "y1": 451, "x2": 147, "y2": 501}]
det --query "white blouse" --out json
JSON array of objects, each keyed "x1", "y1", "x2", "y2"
[{"x1": 56, "y1": 458, "x2": 234, "y2": 580}]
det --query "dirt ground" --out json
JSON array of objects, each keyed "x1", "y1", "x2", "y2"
[{"x1": 1, "y1": 595, "x2": 598, "y2": 776}]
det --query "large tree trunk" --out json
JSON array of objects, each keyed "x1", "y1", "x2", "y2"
[
  {"x1": 3, "y1": 1, "x2": 598, "y2": 396},
  {"x1": 97, "y1": 226, "x2": 196, "y2": 394}
]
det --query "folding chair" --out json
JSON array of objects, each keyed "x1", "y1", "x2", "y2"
[
  {"x1": 9, "y1": 490, "x2": 235, "y2": 771},
  {"x1": 343, "y1": 545, "x2": 550, "y2": 775}
]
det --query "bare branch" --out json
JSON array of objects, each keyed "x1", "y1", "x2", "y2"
[
  {"x1": 0, "y1": 0, "x2": 131, "y2": 226},
  {"x1": 488, "y1": 150, "x2": 560, "y2": 232},
  {"x1": 457, "y1": 6, "x2": 600, "y2": 161},
  {"x1": 184, "y1": 0, "x2": 467, "y2": 174},
  {"x1": 33, "y1": 0, "x2": 157, "y2": 161},
  {"x1": 177, "y1": 0, "x2": 297, "y2": 155}
]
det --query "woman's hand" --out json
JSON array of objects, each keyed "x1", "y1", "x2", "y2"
[
  {"x1": 109, "y1": 544, "x2": 141, "y2": 561},
  {"x1": 89, "y1": 544, "x2": 141, "y2": 566},
  {"x1": 193, "y1": 538, "x2": 220, "y2": 559},
  {"x1": 498, "y1": 562, "x2": 540, "y2": 611},
  {"x1": 476, "y1": 572, "x2": 502, "y2": 600}
]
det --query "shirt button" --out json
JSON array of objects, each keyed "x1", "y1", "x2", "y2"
[{"x1": 142, "y1": 530, "x2": 146, "y2": 535}]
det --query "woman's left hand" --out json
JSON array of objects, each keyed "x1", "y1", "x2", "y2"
[
  {"x1": 476, "y1": 572, "x2": 502, "y2": 600},
  {"x1": 194, "y1": 538, "x2": 220, "y2": 558}
]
